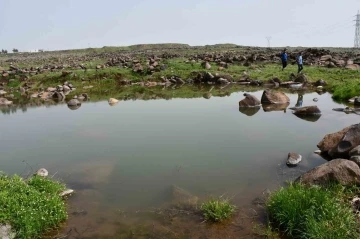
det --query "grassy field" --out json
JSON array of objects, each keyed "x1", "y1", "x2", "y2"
[{"x1": 19, "y1": 60, "x2": 359, "y2": 102}]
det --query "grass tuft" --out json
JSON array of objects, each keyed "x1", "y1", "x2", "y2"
[
  {"x1": 266, "y1": 182, "x2": 359, "y2": 239},
  {"x1": 0, "y1": 173, "x2": 67, "y2": 238},
  {"x1": 200, "y1": 198, "x2": 236, "y2": 222}
]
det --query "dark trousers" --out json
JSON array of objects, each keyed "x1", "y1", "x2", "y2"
[
  {"x1": 282, "y1": 60, "x2": 287, "y2": 70},
  {"x1": 298, "y1": 64, "x2": 303, "y2": 73}
]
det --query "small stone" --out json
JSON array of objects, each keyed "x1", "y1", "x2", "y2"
[
  {"x1": 0, "y1": 224, "x2": 15, "y2": 239},
  {"x1": 0, "y1": 90, "x2": 7, "y2": 95},
  {"x1": 313, "y1": 98, "x2": 318, "y2": 102},
  {"x1": 36, "y1": 168, "x2": 48, "y2": 177},
  {"x1": 47, "y1": 87, "x2": 56, "y2": 92},
  {"x1": 314, "y1": 149, "x2": 322, "y2": 155},
  {"x1": 63, "y1": 85, "x2": 71, "y2": 92},
  {"x1": 60, "y1": 189, "x2": 74, "y2": 197},
  {"x1": 286, "y1": 152, "x2": 302, "y2": 166}
]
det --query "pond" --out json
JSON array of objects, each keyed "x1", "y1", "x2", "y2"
[{"x1": 0, "y1": 87, "x2": 359, "y2": 238}]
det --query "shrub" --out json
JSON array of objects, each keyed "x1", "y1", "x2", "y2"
[
  {"x1": 0, "y1": 173, "x2": 67, "y2": 238},
  {"x1": 266, "y1": 183, "x2": 359, "y2": 239},
  {"x1": 200, "y1": 199, "x2": 236, "y2": 222}
]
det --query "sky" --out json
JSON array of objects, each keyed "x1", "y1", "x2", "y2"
[{"x1": 0, "y1": 0, "x2": 359, "y2": 51}]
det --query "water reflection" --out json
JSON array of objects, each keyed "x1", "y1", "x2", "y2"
[
  {"x1": 262, "y1": 103, "x2": 289, "y2": 112},
  {"x1": 293, "y1": 113, "x2": 321, "y2": 122},
  {"x1": 238, "y1": 106, "x2": 260, "y2": 116},
  {"x1": 295, "y1": 94, "x2": 304, "y2": 107}
]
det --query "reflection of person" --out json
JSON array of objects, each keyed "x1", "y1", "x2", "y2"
[{"x1": 295, "y1": 94, "x2": 303, "y2": 107}]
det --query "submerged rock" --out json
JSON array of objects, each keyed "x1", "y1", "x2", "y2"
[
  {"x1": 165, "y1": 185, "x2": 198, "y2": 208},
  {"x1": 296, "y1": 159, "x2": 360, "y2": 186},
  {"x1": 36, "y1": 168, "x2": 49, "y2": 177},
  {"x1": 286, "y1": 152, "x2": 302, "y2": 166},
  {"x1": 239, "y1": 106, "x2": 260, "y2": 116},
  {"x1": 239, "y1": 93, "x2": 261, "y2": 107},
  {"x1": 261, "y1": 90, "x2": 290, "y2": 104}
]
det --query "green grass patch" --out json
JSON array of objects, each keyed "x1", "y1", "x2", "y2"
[
  {"x1": 200, "y1": 198, "x2": 236, "y2": 222},
  {"x1": 266, "y1": 183, "x2": 359, "y2": 239},
  {"x1": 0, "y1": 173, "x2": 67, "y2": 238}
]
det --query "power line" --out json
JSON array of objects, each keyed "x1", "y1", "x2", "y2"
[
  {"x1": 266, "y1": 36, "x2": 271, "y2": 48},
  {"x1": 354, "y1": 10, "x2": 360, "y2": 48}
]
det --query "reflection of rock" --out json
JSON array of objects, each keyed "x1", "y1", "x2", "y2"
[
  {"x1": 67, "y1": 99, "x2": 81, "y2": 106},
  {"x1": 262, "y1": 103, "x2": 289, "y2": 112},
  {"x1": 332, "y1": 107, "x2": 360, "y2": 114},
  {"x1": 317, "y1": 124, "x2": 360, "y2": 158},
  {"x1": 296, "y1": 159, "x2": 360, "y2": 186},
  {"x1": 261, "y1": 90, "x2": 290, "y2": 104},
  {"x1": 239, "y1": 93, "x2": 261, "y2": 107},
  {"x1": 293, "y1": 114, "x2": 321, "y2": 122},
  {"x1": 203, "y1": 92, "x2": 212, "y2": 99},
  {"x1": 108, "y1": 98, "x2": 119, "y2": 106},
  {"x1": 239, "y1": 107, "x2": 260, "y2": 116},
  {"x1": 0, "y1": 98, "x2": 12, "y2": 106},
  {"x1": 67, "y1": 99, "x2": 81, "y2": 110},
  {"x1": 164, "y1": 185, "x2": 198, "y2": 208}
]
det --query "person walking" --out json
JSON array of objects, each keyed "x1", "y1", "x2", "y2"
[
  {"x1": 280, "y1": 49, "x2": 288, "y2": 71},
  {"x1": 297, "y1": 52, "x2": 303, "y2": 73}
]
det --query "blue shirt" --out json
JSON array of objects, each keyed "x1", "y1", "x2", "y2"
[
  {"x1": 281, "y1": 52, "x2": 287, "y2": 61},
  {"x1": 297, "y1": 55, "x2": 303, "y2": 65}
]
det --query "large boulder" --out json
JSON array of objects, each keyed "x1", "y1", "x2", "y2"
[
  {"x1": 292, "y1": 106, "x2": 321, "y2": 115},
  {"x1": 296, "y1": 159, "x2": 360, "y2": 186},
  {"x1": 317, "y1": 126, "x2": 351, "y2": 153},
  {"x1": 317, "y1": 124, "x2": 360, "y2": 158},
  {"x1": 261, "y1": 90, "x2": 290, "y2": 104},
  {"x1": 239, "y1": 93, "x2": 261, "y2": 107}
]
